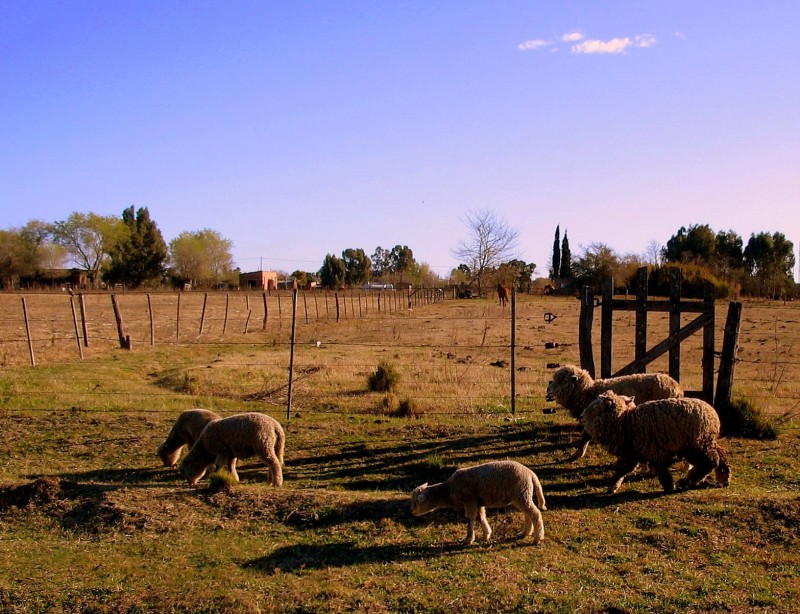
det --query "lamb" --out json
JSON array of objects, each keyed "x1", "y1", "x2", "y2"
[
  {"x1": 546, "y1": 365, "x2": 684, "y2": 460},
  {"x1": 179, "y1": 412, "x2": 285, "y2": 486},
  {"x1": 579, "y1": 391, "x2": 731, "y2": 494},
  {"x1": 157, "y1": 409, "x2": 221, "y2": 467},
  {"x1": 410, "y1": 460, "x2": 546, "y2": 545}
]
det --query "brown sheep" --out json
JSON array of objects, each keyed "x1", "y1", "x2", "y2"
[
  {"x1": 157, "y1": 409, "x2": 221, "y2": 467},
  {"x1": 580, "y1": 391, "x2": 731, "y2": 494},
  {"x1": 546, "y1": 365, "x2": 684, "y2": 460},
  {"x1": 179, "y1": 412, "x2": 285, "y2": 486}
]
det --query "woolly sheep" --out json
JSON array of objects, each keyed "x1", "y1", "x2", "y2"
[
  {"x1": 546, "y1": 365, "x2": 684, "y2": 460},
  {"x1": 179, "y1": 412, "x2": 285, "y2": 486},
  {"x1": 157, "y1": 409, "x2": 221, "y2": 467},
  {"x1": 411, "y1": 460, "x2": 546, "y2": 545},
  {"x1": 579, "y1": 391, "x2": 731, "y2": 494}
]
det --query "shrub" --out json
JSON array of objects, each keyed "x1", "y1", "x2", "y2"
[
  {"x1": 396, "y1": 397, "x2": 423, "y2": 418},
  {"x1": 368, "y1": 360, "x2": 400, "y2": 393},
  {"x1": 719, "y1": 397, "x2": 779, "y2": 440},
  {"x1": 206, "y1": 470, "x2": 239, "y2": 493}
]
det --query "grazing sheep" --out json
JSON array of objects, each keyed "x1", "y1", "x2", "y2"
[
  {"x1": 546, "y1": 365, "x2": 684, "y2": 460},
  {"x1": 411, "y1": 460, "x2": 546, "y2": 545},
  {"x1": 157, "y1": 409, "x2": 221, "y2": 467},
  {"x1": 579, "y1": 391, "x2": 731, "y2": 494},
  {"x1": 179, "y1": 412, "x2": 285, "y2": 486}
]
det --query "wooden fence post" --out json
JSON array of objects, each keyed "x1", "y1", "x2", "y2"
[
  {"x1": 111, "y1": 294, "x2": 131, "y2": 349},
  {"x1": 21, "y1": 297, "x2": 35, "y2": 367},
  {"x1": 262, "y1": 292, "x2": 268, "y2": 331},
  {"x1": 147, "y1": 293, "x2": 155, "y2": 346},
  {"x1": 715, "y1": 301, "x2": 743, "y2": 410},
  {"x1": 600, "y1": 279, "x2": 613, "y2": 378},
  {"x1": 634, "y1": 267, "x2": 648, "y2": 372},
  {"x1": 669, "y1": 269, "x2": 682, "y2": 381},
  {"x1": 702, "y1": 282, "x2": 716, "y2": 402},
  {"x1": 70, "y1": 295, "x2": 84, "y2": 360},
  {"x1": 578, "y1": 286, "x2": 595, "y2": 377},
  {"x1": 286, "y1": 288, "x2": 298, "y2": 423},
  {"x1": 222, "y1": 293, "x2": 230, "y2": 335},
  {"x1": 79, "y1": 292, "x2": 89, "y2": 347},
  {"x1": 199, "y1": 293, "x2": 209, "y2": 335},
  {"x1": 510, "y1": 288, "x2": 517, "y2": 415},
  {"x1": 176, "y1": 292, "x2": 182, "y2": 340}
]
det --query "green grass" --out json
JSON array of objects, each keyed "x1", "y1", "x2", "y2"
[{"x1": 0, "y1": 295, "x2": 798, "y2": 612}]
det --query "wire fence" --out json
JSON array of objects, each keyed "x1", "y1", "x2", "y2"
[{"x1": 0, "y1": 290, "x2": 798, "y2": 423}]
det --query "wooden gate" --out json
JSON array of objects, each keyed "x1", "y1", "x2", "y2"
[{"x1": 578, "y1": 267, "x2": 742, "y2": 407}]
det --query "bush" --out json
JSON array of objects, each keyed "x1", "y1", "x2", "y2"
[
  {"x1": 396, "y1": 397, "x2": 423, "y2": 418},
  {"x1": 719, "y1": 397, "x2": 779, "y2": 440},
  {"x1": 368, "y1": 361, "x2": 400, "y2": 393}
]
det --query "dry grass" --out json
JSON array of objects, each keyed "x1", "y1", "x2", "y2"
[{"x1": 0, "y1": 291, "x2": 798, "y2": 612}]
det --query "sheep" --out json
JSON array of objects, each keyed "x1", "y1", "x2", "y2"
[
  {"x1": 579, "y1": 391, "x2": 731, "y2": 494},
  {"x1": 157, "y1": 409, "x2": 221, "y2": 467},
  {"x1": 410, "y1": 460, "x2": 546, "y2": 545},
  {"x1": 179, "y1": 412, "x2": 285, "y2": 486},
  {"x1": 546, "y1": 365, "x2": 684, "y2": 460}
]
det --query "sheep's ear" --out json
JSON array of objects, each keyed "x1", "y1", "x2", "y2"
[{"x1": 570, "y1": 374, "x2": 579, "y2": 383}]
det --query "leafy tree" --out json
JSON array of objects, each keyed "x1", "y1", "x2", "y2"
[
  {"x1": 572, "y1": 243, "x2": 620, "y2": 291},
  {"x1": 499, "y1": 259, "x2": 537, "y2": 293},
  {"x1": 371, "y1": 246, "x2": 391, "y2": 278},
  {"x1": 663, "y1": 224, "x2": 717, "y2": 265},
  {"x1": 388, "y1": 245, "x2": 415, "y2": 279},
  {"x1": 715, "y1": 229, "x2": 744, "y2": 278},
  {"x1": 319, "y1": 254, "x2": 346, "y2": 289},
  {"x1": 743, "y1": 232, "x2": 795, "y2": 298},
  {"x1": 0, "y1": 229, "x2": 38, "y2": 289},
  {"x1": 551, "y1": 225, "x2": 561, "y2": 281},
  {"x1": 342, "y1": 248, "x2": 371, "y2": 286},
  {"x1": 559, "y1": 230, "x2": 572, "y2": 279},
  {"x1": 453, "y1": 210, "x2": 520, "y2": 295},
  {"x1": 169, "y1": 229, "x2": 234, "y2": 288},
  {"x1": 105, "y1": 206, "x2": 168, "y2": 288},
  {"x1": 51, "y1": 212, "x2": 124, "y2": 286}
]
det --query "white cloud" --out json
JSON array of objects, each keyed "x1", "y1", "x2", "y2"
[
  {"x1": 571, "y1": 34, "x2": 657, "y2": 54},
  {"x1": 561, "y1": 32, "x2": 584, "y2": 42},
  {"x1": 518, "y1": 39, "x2": 551, "y2": 51}
]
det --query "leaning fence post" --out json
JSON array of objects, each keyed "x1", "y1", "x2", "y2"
[
  {"x1": 78, "y1": 292, "x2": 89, "y2": 347},
  {"x1": 70, "y1": 295, "x2": 84, "y2": 360},
  {"x1": 147, "y1": 293, "x2": 155, "y2": 346},
  {"x1": 715, "y1": 301, "x2": 743, "y2": 411},
  {"x1": 510, "y1": 288, "x2": 517, "y2": 415},
  {"x1": 199, "y1": 293, "x2": 209, "y2": 335},
  {"x1": 21, "y1": 297, "x2": 36, "y2": 367},
  {"x1": 286, "y1": 288, "x2": 298, "y2": 423},
  {"x1": 110, "y1": 294, "x2": 131, "y2": 349}
]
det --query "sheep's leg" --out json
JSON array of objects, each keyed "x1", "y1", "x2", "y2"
[
  {"x1": 570, "y1": 433, "x2": 592, "y2": 461},
  {"x1": 609, "y1": 457, "x2": 638, "y2": 494},
  {"x1": 259, "y1": 450, "x2": 284, "y2": 487},
  {"x1": 652, "y1": 462, "x2": 675, "y2": 493},
  {"x1": 221, "y1": 455, "x2": 239, "y2": 482},
  {"x1": 516, "y1": 497, "x2": 545, "y2": 544},
  {"x1": 478, "y1": 507, "x2": 492, "y2": 542},
  {"x1": 463, "y1": 502, "x2": 479, "y2": 545}
]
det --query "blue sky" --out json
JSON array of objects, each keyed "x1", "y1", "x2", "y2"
[{"x1": 2, "y1": 1, "x2": 798, "y2": 280}]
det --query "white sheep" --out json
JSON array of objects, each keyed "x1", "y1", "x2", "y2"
[
  {"x1": 157, "y1": 409, "x2": 221, "y2": 467},
  {"x1": 179, "y1": 412, "x2": 285, "y2": 486},
  {"x1": 579, "y1": 391, "x2": 731, "y2": 494},
  {"x1": 411, "y1": 460, "x2": 546, "y2": 545},
  {"x1": 546, "y1": 365, "x2": 684, "y2": 460}
]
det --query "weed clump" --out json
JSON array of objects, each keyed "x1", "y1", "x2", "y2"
[
  {"x1": 396, "y1": 397, "x2": 423, "y2": 418},
  {"x1": 720, "y1": 397, "x2": 779, "y2": 440},
  {"x1": 368, "y1": 361, "x2": 400, "y2": 393},
  {"x1": 206, "y1": 470, "x2": 239, "y2": 493}
]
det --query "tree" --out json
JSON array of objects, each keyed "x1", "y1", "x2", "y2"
[
  {"x1": 342, "y1": 248, "x2": 371, "y2": 286},
  {"x1": 743, "y1": 231, "x2": 795, "y2": 298},
  {"x1": 169, "y1": 229, "x2": 234, "y2": 288},
  {"x1": 319, "y1": 254, "x2": 345, "y2": 289},
  {"x1": 371, "y1": 246, "x2": 391, "y2": 279},
  {"x1": 453, "y1": 210, "x2": 520, "y2": 295},
  {"x1": 105, "y1": 206, "x2": 168, "y2": 288},
  {"x1": 50, "y1": 212, "x2": 124, "y2": 286},
  {"x1": 644, "y1": 240, "x2": 663, "y2": 267},
  {"x1": 715, "y1": 230, "x2": 744, "y2": 279},
  {"x1": 559, "y1": 230, "x2": 572, "y2": 279},
  {"x1": 551, "y1": 225, "x2": 561, "y2": 281},
  {"x1": 571, "y1": 243, "x2": 620, "y2": 291},
  {"x1": 500, "y1": 259, "x2": 537, "y2": 293},
  {"x1": 0, "y1": 229, "x2": 38, "y2": 289},
  {"x1": 664, "y1": 224, "x2": 717, "y2": 265}
]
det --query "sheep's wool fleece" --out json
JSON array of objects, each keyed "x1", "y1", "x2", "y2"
[{"x1": 582, "y1": 394, "x2": 720, "y2": 462}]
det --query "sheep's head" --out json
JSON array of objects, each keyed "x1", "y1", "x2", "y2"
[
  {"x1": 580, "y1": 391, "x2": 634, "y2": 424},
  {"x1": 714, "y1": 447, "x2": 732, "y2": 487},
  {"x1": 178, "y1": 456, "x2": 208, "y2": 486},
  {"x1": 546, "y1": 365, "x2": 586, "y2": 403},
  {"x1": 157, "y1": 442, "x2": 182, "y2": 468},
  {"x1": 410, "y1": 483, "x2": 436, "y2": 516}
]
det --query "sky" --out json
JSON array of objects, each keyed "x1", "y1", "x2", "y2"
[{"x1": 2, "y1": 1, "x2": 799, "y2": 281}]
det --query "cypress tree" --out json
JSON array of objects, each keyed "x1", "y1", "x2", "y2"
[
  {"x1": 559, "y1": 230, "x2": 572, "y2": 279},
  {"x1": 551, "y1": 225, "x2": 561, "y2": 281}
]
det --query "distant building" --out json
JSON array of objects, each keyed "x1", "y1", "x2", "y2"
[{"x1": 239, "y1": 270, "x2": 278, "y2": 291}]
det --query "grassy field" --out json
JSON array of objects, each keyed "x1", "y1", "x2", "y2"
[{"x1": 0, "y1": 292, "x2": 798, "y2": 612}]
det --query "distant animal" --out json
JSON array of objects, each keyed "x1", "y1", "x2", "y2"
[
  {"x1": 179, "y1": 412, "x2": 285, "y2": 486},
  {"x1": 545, "y1": 365, "x2": 684, "y2": 461},
  {"x1": 411, "y1": 460, "x2": 546, "y2": 545},
  {"x1": 580, "y1": 391, "x2": 731, "y2": 494},
  {"x1": 496, "y1": 283, "x2": 510, "y2": 307},
  {"x1": 157, "y1": 409, "x2": 221, "y2": 467}
]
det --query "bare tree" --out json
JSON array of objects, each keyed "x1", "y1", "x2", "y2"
[{"x1": 453, "y1": 210, "x2": 520, "y2": 296}]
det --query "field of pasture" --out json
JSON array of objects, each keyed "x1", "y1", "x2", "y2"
[{"x1": 0, "y1": 291, "x2": 798, "y2": 612}]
